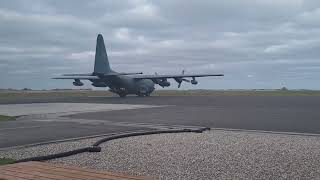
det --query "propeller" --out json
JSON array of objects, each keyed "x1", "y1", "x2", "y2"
[
  {"x1": 178, "y1": 78, "x2": 190, "y2": 88},
  {"x1": 154, "y1": 72, "x2": 167, "y2": 88},
  {"x1": 177, "y1": 70, "x2": 190, "y2": 88}
]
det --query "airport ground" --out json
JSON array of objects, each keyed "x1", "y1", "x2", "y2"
[
  {"x1": 0, "y1": 90, "x2": 320, "y2": 148},
  {"x1": 1, "y1": 89, "x2": 320, "y2": 101},
  {"x1": 0, "y1": 90, "x2": 320, "y2": 179}
]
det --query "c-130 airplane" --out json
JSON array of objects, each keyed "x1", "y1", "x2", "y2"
[{"x1": 54, "y1": 34, "x2": 224, "y2": 97}]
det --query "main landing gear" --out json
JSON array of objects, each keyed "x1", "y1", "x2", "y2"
[
  {"x1": 109, "y1": 88, "x2": 127, "y2": 98},
  {"x1": 137, "y1": 91, "x2": 151, "y2": 97},
  {"x1": 118, "y1": 92, "x2": 127, "y2": 98}
]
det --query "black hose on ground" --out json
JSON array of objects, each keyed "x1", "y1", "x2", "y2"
[
  {"x1": 93, "y1": 127, "x2": 210, "y2": 146},
  {"x1": 15, "y1": 146, "x2": 101, "y2": 163},
  {"x1": 15, "y1": 127, "x2": 210, "y2": 163}
]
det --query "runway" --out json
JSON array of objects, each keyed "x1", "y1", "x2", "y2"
[{"x1": 1, "y1": 95, "x2": 320, "y2": 149}]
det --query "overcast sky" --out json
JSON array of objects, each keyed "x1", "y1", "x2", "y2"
[{"x1": 0, "y1": 0, "x2": 320, "y2": 90}]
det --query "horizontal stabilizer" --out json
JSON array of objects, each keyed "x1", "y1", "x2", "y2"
[
  {"x1": 53, "y1": 72, "x2": 144, "y2": 80},
  {"x1": 52, "y1": 76, "x2": 99, "y2": 80},
  {"x1": 62, "y1": 73, "x2": 93, "y2": 76},
  {"x1": 106, "y1": 72, "x2": 143, "y2": 76}
]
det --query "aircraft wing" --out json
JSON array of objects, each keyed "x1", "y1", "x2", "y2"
[
  {"x1": 53, "y1": 73, "x2": 223, "y2": 80},
  {"x1": 131, "y1": 73, "x2": 224, "y2": 80},
  {"x1": 52, "y1": 76, "x2": 100, "y2": 80}
]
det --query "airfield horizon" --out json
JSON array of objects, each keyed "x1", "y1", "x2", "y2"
[{"x1": 1, "y1": 89, "x2": 320, "y2": 101}]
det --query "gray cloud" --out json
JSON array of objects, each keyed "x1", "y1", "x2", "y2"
[{"x1": 1, "y1": 0, "x2": 320, "y2": 89}]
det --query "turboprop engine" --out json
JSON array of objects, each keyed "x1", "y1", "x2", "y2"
[
  {"x1": 92, "y1": 82, "x2": 107, "y2": 87},
  {"x1": 191, "y1": 77, "x2": 198, "y2": 85},
  {"x1": 73, "y1": 79, "x2": 84, "y2": 86},
  {"x1": 158, "y1": 79, "x2": 170, "y2": 87}
]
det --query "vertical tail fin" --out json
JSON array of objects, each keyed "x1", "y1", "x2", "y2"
[{"x1": 94, "y1": 34, "x2": 112, "y2": 74}]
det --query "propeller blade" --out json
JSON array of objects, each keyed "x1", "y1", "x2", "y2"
[{"x1": 178, "y1": 83, "x2": 182, "y2": 88}]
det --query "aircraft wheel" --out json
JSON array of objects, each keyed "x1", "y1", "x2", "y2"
[{"x1": 119, "y1": 93, "x2": 127, "y2": 98}]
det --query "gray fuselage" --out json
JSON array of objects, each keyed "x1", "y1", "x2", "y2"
[{"x1": 91, "y1": 74, "x2": 155, "y2": 96}]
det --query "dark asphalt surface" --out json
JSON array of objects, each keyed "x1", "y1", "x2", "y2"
[
  {"x1": 0, "y1": 119, "x2": 149, "y2": 148},
  {"x1": 68, "y1": 96, "x2": 320, "y2": 134},
  {"x1": 1, "y1": 95, "x2": 320, "y2": 148}
]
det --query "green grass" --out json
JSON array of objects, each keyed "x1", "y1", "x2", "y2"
[
  {"x1": 0, "y1": 115, "x2": 15, "y2": 121},
  {"x1": 0, "y1": 158, "x2": 16, "y2": 165}
]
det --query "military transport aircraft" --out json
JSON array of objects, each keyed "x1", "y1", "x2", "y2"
[{"x1": 53, "y1": 34, "x2": 224, "y2": 97}]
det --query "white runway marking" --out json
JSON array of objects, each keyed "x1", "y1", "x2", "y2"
[
  {"x1": 0, "y1": 125, "x2": 63, "y2": 131},
  {"x1": 0, "y1": 103, "x2": 161, "y2": 116}
]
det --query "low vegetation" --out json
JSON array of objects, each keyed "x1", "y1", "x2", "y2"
[
  {"x1": 153, "y1": 90, "x2": 320, "y2": 96},
  {"x1": 0, "y1": 115, "x2": 15, "y2": 121},
  {"x1": 0, "y1": 158, "x2": 16, "y2": 165},
  {"x1": 0, "y1": 89, "x2": 320, "y2": 100}
]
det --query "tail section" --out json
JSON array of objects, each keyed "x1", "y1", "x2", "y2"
[{"x1": 94, "y1": 34, "x2": 112, "y2": 74}]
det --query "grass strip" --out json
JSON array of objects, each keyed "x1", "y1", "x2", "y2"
[
  {"x1": 0, "y1": 158, "x2": 16, "y2": 165},
  {"x1": 0, "y1": 115, "x2": 15, "y2": 121}
]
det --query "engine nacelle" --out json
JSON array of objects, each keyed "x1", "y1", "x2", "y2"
[
  {"x1": 159, "y1": 80, "x2": 170, "y2": 87},
  {"x1": 92, "y1": 82, "x2": 107, "y2": 87},
  {"x1": 191, "y1": 79, "x2": 198, "y2": 85},
  {"x1": 73, "y1": 79, "x2": 84, "y2": 86}
]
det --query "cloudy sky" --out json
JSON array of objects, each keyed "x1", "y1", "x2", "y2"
[{"x1": 1, "y1": 0, "x2": 320, "y2": 90}]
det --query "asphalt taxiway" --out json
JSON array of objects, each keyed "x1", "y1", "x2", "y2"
[{"x1": 1, "y1": 95, "x2": 320, "y2": 149}]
